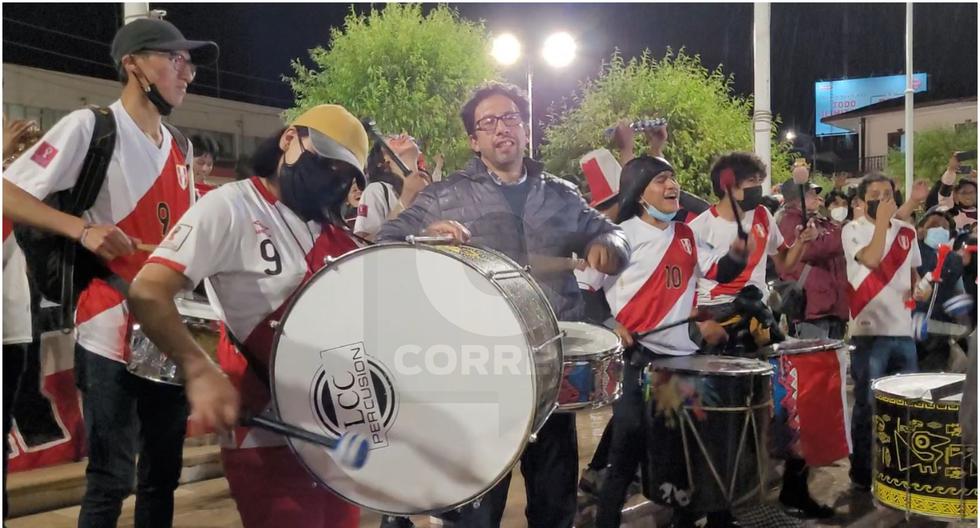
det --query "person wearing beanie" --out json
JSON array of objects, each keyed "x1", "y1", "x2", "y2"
[
  {"x1": 590, "y1": 155, "x2": 744, "y2": 528},
  {"x1": 2, "y1": 17, "x2": 217, "y2": 528},
  {"x1": 129, "y1": 104, "x2": 369, "y2": 528}
]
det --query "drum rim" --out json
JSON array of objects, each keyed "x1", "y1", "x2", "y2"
[
  {"x1": 871, "y1": 372, "x2": 966, "y2": 403},
  {"x1": 558, "y1": 321, "x2": 622, "y2": 359},
  {"x1": 647, "y1": 354, "x2": 774, "y2": 376},
  {"x1": 764, "y1": 338, "x2": 845, "y2": 357},
  {"x1": 269, "y1": 241, "x2": 561, "y2": 515}
]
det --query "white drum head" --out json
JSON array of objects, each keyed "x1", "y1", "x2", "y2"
[
  {"x1": 271, "y1": 245, "x2": 539, "y2": 515},
  {"x1": 872, "y1": 373, "x2": 964, "y2": 402},
  {"x1": 559, "y1": 321, "x2": 620, "y2": 359}
]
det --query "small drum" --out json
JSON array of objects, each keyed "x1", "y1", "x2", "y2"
[
  {"x1": 127, "y1": 296, "x2": 220, "y2": 385},
  {"x1": 872, "y1": 373, "x2": 977, "y2": 520},
  {"x1": 642, "y1": 355, "x2": 772, "y2": 513},
  {"x1": 270, "y1": 243, "x2": 562, "y2": 515},
  {"x1": 557, "y1": 321, "x2": 623, "y2": 411},
  {"x1": 763, "y1": 338, "x2": 850, "y2": 466}
]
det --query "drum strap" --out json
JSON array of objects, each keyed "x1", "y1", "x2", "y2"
[{"x1": 225, "y1": 329, "x2": 271, "y2": 390}]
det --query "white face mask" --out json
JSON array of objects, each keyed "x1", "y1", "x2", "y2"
[{"x1": 830, "y1": 206, "x2": 848, "y2": 223}]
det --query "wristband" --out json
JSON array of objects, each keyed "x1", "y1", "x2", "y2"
[{"x1": 78, "y1": 223, "x2": 94, "y2": 245}]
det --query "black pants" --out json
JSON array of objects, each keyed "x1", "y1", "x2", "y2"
[
  {"x1": 438, "y1": 412, "x2": 578, "y2": 528},
  {"x1": 594, "y1": 358, "x2": 644, "y2": 528},
  {"x1": 3, "y1": 343, "x2": 28, "y2": 521},
  {"x1": 74, "y1": 344, "x2": 188, "y2": 528}
]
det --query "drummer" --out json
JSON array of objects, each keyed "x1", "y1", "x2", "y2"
[
  {"x1": 588, "y1": 155, "x2": 744, "y2": 527},
  {"x1": 377, "y1": 81, "x2": 629, "y2": 528},
  {"x1": 128, "y1": 104, "x2": 371, "y2": 528}
]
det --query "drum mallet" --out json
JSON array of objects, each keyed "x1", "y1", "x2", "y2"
[
  {"x1": 633, "y1": 316, "x2": 698, "y2": 341},
  {"x1": 242, "y1": 414, "x2": 369, "y2": 469}
]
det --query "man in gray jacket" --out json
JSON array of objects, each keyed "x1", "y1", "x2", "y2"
[{"x1": 379, "y1": 82, "x2": 629, "y2": 528}]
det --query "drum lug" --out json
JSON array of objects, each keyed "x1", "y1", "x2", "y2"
[
  {"x1": 487, "y1": 269, "x2": 524, "y2": 281},
  {"x1": 528, "y1": 433, "x2": 538, "y2": 443},
  {"x1": 322, "y1": 255, "x2": 336, "y2": 266},
  {"x1": 268, "y1": 320, "x2": 280, "y2": 329}
]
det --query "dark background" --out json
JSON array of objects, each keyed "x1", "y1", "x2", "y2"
[{"x1": 3, "y1": 3, "x2": 976, "y2": 167}]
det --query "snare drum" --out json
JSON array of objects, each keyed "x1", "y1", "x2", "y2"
[
  {"x1": 270, "y1": 243, "x2": 562, "y2": 515},
  {"x1": 764, "y1": 338, "x2": 850, "y2": 466},
  {"x1": 557, "y1": 321, "x2": 623, "y2": 411},
  {"x1": 872, "y1": 373, "x2": 977, "y2": 520},
  {"x1": 127, "y1": 296, "x2": 220, "y2": 385},
  {"x1": 642, "y1": 355, "x2": 772, "y2": 513}
]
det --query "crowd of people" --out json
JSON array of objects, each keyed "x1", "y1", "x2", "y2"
[{"x1": 1, "y1": 15, "x2": 977, "y2": 528}]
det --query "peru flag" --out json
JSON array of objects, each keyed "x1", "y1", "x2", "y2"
[{"x1": 770, "y1": 347, "x2": 850, "y2": 467}]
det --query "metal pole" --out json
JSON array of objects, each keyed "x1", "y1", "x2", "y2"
[
  {"x1": 905, "y1": 1, "x2": 914, "y2": 194},
  {"x1": 753, "y1": 2, "x2": 773, "y2": 194},
  {"x1": 527, "y1": 61, "x2": 534, "y2": 159},
  {"x1": 123, "y1": 3, "x2": 150, "y2": 24}
]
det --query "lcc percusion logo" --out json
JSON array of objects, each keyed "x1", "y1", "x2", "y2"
[{"x1": 311, "y1": 343, "x2": 398, "y2": 450}]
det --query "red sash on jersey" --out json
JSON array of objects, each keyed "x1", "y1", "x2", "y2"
[
  {"x1": 710, "y1": 207, "x2": 768, "y2": 298},
  {"x1": 232, "y1": 225, "x2": 358, "y2": 448},
  {"x1": 847, "y1": 226, "x2": 916, "y2": 318},
  {"x1": 616, "y1": 224, "x2": 698, "y2": 333}
]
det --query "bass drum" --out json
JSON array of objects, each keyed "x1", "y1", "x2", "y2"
[{"x1": 270, "y1": 243, "x2": 562, "y2": 515}]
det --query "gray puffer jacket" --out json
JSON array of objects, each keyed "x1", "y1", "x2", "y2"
[{"x1": 378, "y1": 156, "x2": 630, "y2": 321}]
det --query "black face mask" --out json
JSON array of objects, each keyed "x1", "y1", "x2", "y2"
[
  {"x1": 737, "y1": 186, "x2": 763, "y2": 212},
  {"x1": 144, "y1": 84, "x2": 174, "y2": 116},
  {"x1": 278, "y1": 150, "x2": 354, "y2": 224},
  {"x1": 866, "y1": 200, "x2": 880, "y2": 220}
]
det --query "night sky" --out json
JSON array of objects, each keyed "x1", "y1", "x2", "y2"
[{"x1": 3, "y1": 3, "x2": 977, "y2": 165}]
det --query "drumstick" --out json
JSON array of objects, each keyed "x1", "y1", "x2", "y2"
[
  {"x1": 528, "y1": 255, "x2": 587, "y2": 273},
  {"x1": 929, "y1": 380, "x2": 965, "y2": 401},
  {"x1": 137, "y1": 243, "x2": 157, "y2": 253},
  {"x1": 242, "y1": 414, "x2": 369, "y2": 469},
  {"x1": 405, "y1": 235, "x2": 457, "y2": 245},
  {"x1": 726, "y1": 186, "x2": 749, "y2": 241},
  {"x1": 361, "y1": 118, "x2": 413, "y2": 177},
  {"x1": 633, "y1": 316, "x2": 698, "y2": 340}
]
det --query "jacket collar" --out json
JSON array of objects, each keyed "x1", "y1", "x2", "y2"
[{"x1": 460, "y1": 156, "x2": 545, "y2": 183}]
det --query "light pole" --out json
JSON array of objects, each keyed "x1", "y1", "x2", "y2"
[{"x1": 491, "y1": 31, "x2": 577, "y2": 158}]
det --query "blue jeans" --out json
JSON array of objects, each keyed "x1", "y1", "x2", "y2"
[
  {"x1": 848, "y1": 336, "x2": 918, "y2": 485},
  {"x1": 74, "y1": 344, "x2": 188, "y2": 528}
]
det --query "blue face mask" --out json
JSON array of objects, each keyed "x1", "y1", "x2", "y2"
[
  {"x1": 642, "y1": 199, "x2": 676, "y2": 223},
  {"x1": 924, "y1": 227, "x2": 951, "y2": 249}
]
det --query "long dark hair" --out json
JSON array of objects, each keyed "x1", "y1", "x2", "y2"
[
  {"x1": 615, "y1": 156, "x2": 675, "y2": 224},
  {"x1": 365, "y1": 139, "x2": 404, "y2": 195}
]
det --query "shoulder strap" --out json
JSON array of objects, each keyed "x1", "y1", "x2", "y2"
[
  {"x1": 798, "y1": 264, "x2": 813, "y2": 285},
  {"x1": 67, "y1": 107, "x2": 117, "y2": 215},
  {"x1": 162, "y1": 121, "x2": 189, "y2": 159}
]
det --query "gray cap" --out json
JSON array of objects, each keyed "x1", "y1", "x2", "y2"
[{"x1": 111, "y1": 18, "x2": 218, "y2": 67}]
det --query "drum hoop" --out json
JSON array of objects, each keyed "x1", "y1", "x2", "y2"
[
  {"x1": 648, "y1": 356, "x2": 774, "y2": 377},
  {"x1": 871, "y1": 373, "x2": 966, "y2": 404},
  {"x1": 268, "y1": 242, "x2": 560, "y2": 515}
]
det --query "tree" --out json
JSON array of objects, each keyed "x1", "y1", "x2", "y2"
[
  {"x1": 285, "y1": 4, "x2": 497, "y2": 169},
  {"x1": 539, "y1": 49, "x2": 792, "y2": 200},
  {"x1": 886, "y1": 125, "x2": 978, "y2": 186}
]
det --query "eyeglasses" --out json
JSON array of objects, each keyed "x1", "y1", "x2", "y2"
[
  {"x1": 474, "y1": 112, "x2": 523, "y2": 133},
  {"x1": 140, "y1": 50, "x2": 197, "y2": 79}
]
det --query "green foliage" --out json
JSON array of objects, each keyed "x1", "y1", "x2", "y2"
[
  {"x1": 539, "y1": 49, "x2": 792, "y2": 200},
  {"x1": 886, "y1": 125, "x2": 978, "y2": 187},
  {"x1": 284, "y1": 4, "x2": 498, "y2": 169}
]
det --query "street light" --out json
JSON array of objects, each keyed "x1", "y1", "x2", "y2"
[
  {"x1": 490, "y1": 33, "x2": 521, "y2": 66},
  {"x1": 490, "y1": 31, "x2": 577, "y2": 157},
  {"x1": 542, "y1": 32, "x2": 576, "y2": 68},
  {"x1": 785, "y1": 130, "x2": 796, "y2": 142}
]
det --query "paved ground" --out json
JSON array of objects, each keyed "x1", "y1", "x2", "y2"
[{"x1": 9, "y1": 404, "x2": 974, "y2": 528}]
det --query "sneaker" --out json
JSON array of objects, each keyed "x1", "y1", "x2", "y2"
[
  {"x1": 579, "y1": 467, "x2": 605, "y2": 497},
  {"x1": 778, "y1": 493, "x2": 835, "y2": 519}
]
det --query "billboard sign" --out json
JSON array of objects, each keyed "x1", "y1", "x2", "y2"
[{"x1": 815, "y1": 73, "x2": 928, "y2": 136}]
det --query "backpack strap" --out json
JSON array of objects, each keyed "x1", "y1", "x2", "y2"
[
  {"x1": 162, "y1": 121, "x2": 189, "y2": 160},
  {"x1": 56, "y1": 107, "x2": 117, "y2": 329}
]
